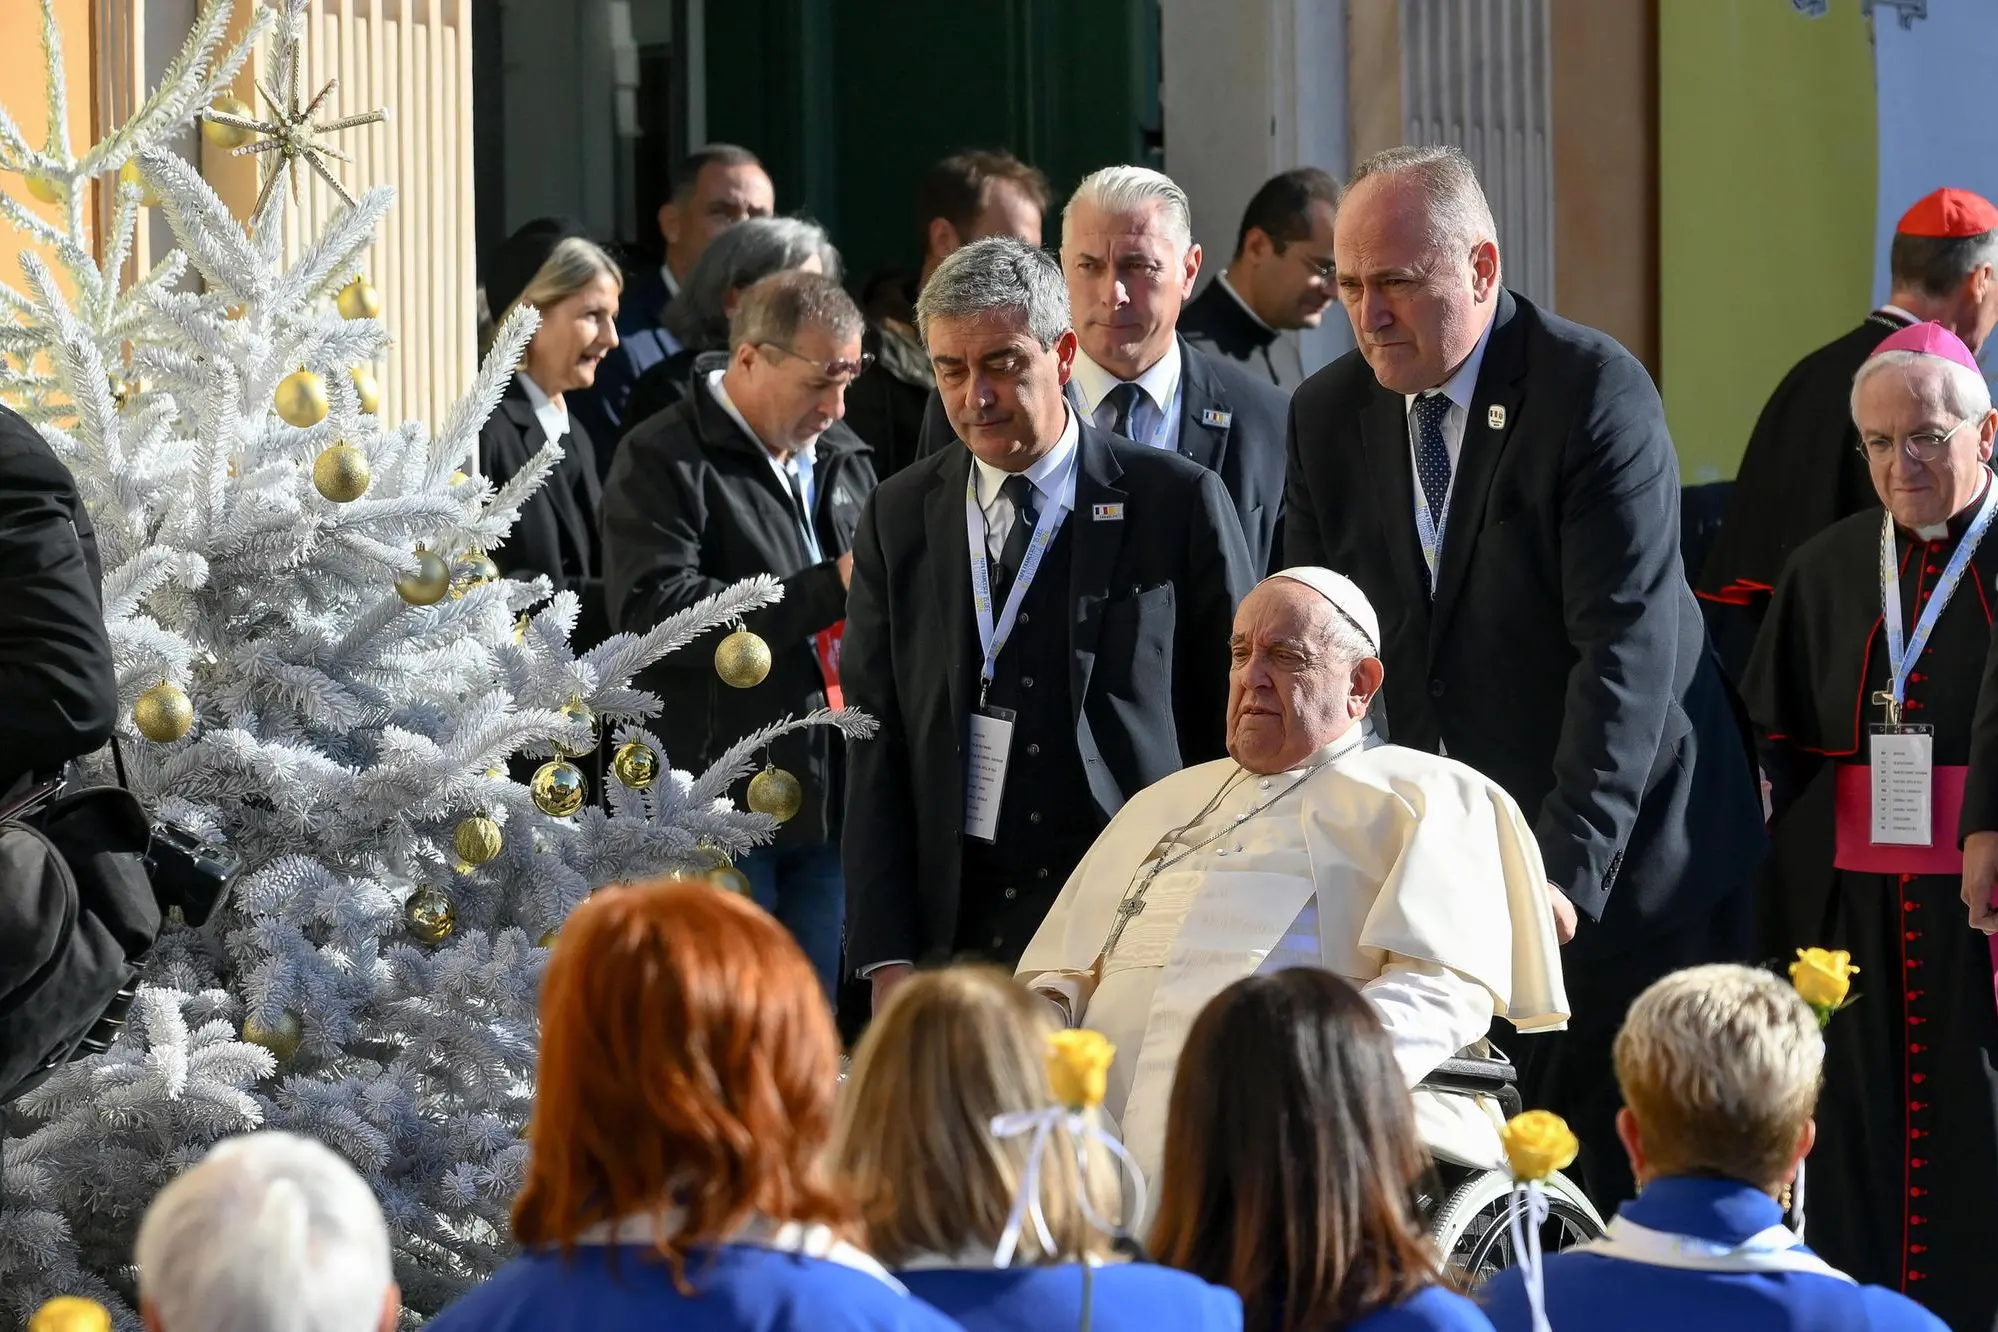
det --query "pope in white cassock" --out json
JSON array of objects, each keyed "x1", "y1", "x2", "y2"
[{"x1": 1017, "y1": 567, "x2": 1570, "y2": 1187}]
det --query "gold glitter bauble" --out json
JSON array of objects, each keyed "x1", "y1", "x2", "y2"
[
  {"x1": 133, "y1": 679, "x2": 193, "y2": 743},
  {"x1": 25, "y1": 172, "x2": 63, "y2": 204},
  {"x1": 29, "y1": 1297, "x2": 111, "y2": 1332},
  {"x1": 311, "y1": 441, "x2": 371, "y2": 502},
  {"x1": 201, "y1": 96, "x2": 255, "y2": 149},
  {"x1": 396, "y1": 549, "x2": 452, "y2": 605},
  {"x1": 351, "y1": 366, "x2": 380, "y2": 414},
  {"x1": 242, "y1": 1010, "x2": 302, "y2": 1063},
  {"x1": 611, "y1": 741, "x2": 659, "y2": 790},
  {"x1": 710, "y1": 865, "x2": 753, "y2": 895},
  {"x1": 454, "y1": 814, "x2": 503, "y2": 866},
  {"x1": 336, "y1": 275, "x2": 381, "y2": 320},
  {"x1": 531, "y1": 759, "x2": 587, "y2": 817},
  {"x1": 118, "y1": 160, "x2": 161, "y2": 207},
  {"x1": 555, "y1": 699, "x2": 598, "y2": 758},
  {"x1": 747, "y1": 767, "x2": 803, "y2": 823},
  {"x1": 274, "y1": 368, "x2": 329, "y2": 428},
  {"x1": 404, "y1": 885, "x2": 456, "y2": 945},
  {"x1": 715, "y1": 628, "x2": 772, "y2": 689}
]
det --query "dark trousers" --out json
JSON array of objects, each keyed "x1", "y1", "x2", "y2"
[
  {"x1": 1504, "y1": 887, "x2": 1754, "y2": 1212},
  {"x1": 739, "y1": 842, "x2": 844, "y2": 1006}
]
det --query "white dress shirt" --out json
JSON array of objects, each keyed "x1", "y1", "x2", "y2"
[
  {"x1": 659, "y1": 262, "x2": 682, "y2": 302},
  {"x1": 1401, "y1": 310, "x2": 1497, "y2": 495},
  {"x1": 706, "y1": 368, "x2": 823, "y2": 563},
  {"x1": 517, "y1": 371, "x2": 570, "y2": 445},
  {"x1": 969, "y1": 403, "x2": 1081, "y2": 557},
  {"x1": 1070, "y1": 342, "x2": 1183, "y2": 453}
]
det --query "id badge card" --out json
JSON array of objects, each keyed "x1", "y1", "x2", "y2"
[
  {"x1": 964, "y1": 706, "x2": 1016, "y2": 843},
  {"x1": 1869, "y1": 724, "x2": 1935, "y2": 847}
]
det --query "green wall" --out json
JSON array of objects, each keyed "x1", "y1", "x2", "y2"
[
  {"x1": 703, "y1": 0, "x2": 1160, "y2": 283},
  {"x1": 1659, "y1": 1, "x2": 1876, "y2": 482}
]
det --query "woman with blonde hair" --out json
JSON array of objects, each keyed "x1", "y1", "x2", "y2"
[
  {"x1": 831, "y1": 965, "x2": 1240, "y2": 1331},
  {"x1": 424, "y1": 878, "x2": 956, "y2": 1331},
  {"x1": 477, "y1": 218, "x2": 621, "y2": 649},
  {"x1": 1480, "y1": 963, "x2": 1943, "y2": 1331}
]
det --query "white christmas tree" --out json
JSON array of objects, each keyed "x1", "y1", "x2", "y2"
[{"x1": 0, "y1": 1, "x2": 866, "y2": 1321}]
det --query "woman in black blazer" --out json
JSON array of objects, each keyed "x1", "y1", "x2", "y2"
[{"x1": 477, "y1": 218, "x2": 622, "y2": 649}]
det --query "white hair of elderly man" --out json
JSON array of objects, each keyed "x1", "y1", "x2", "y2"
[{"x1": 135, "y1": 1131, "x2": 399, "y2": 1332}]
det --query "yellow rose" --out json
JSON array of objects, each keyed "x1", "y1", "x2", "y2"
[
  {"x1": 29, "y1": 1297, "x2": 111, "y2": 1332},
  {"x1": 1790, "y1": 947, "x2": 1858, "y2": 1011},
  {"x1": 1045, "y1": 1029, "x2": 1116, "y2": 1110},
  {"x1": 1501, "y1": 1110, "x2": 1579, "y2": 1183}
]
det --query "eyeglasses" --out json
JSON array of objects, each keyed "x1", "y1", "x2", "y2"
[
  {"x1": 757, "y1": 342, "x2": 873, "y2": 381},
  {"x1": 1858, "y1": 418, "x2": 1972, "y2": 463}
]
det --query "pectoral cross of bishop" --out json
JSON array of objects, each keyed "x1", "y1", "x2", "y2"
[
  {"x1": 1104, "y1": 888, "x2": 1151, "y2": 958},
  {"x1": 1874, "y1": 690, "x2": 1903, "y2": 727}
]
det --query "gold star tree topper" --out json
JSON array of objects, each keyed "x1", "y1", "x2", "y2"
[{"x1": 201, "y1": 34, "x2": 386, "y2": 218}]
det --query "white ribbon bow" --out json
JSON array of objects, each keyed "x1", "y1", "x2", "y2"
[
  {"x1": 1507, "y1": 1179, "x2": 1553, "y2": 1332},
  {"x1": 988, "y1": 1107, "x2": 1149, "y2": 1268}
]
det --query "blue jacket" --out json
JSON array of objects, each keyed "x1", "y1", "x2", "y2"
[
  {"x1": 1351, "y1": 1285, "x2": 1494, "y2": 1331},
  {"x1": 895, "y1": 1261, "x2": 1241, "y2": 1332},
  {"x1": 1480, "y1": 1177, "x2": 1947, "y2": 1331},
  {"x1": 427, "y1": 1241, "x2": 962, "y2": 1332}
]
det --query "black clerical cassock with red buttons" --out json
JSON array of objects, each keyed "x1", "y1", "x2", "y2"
[{"x1": 1743, "y1": 481, "x2": 1998, "y2": 1331}]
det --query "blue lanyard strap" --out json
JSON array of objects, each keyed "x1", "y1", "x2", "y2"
[
  {"x1": 966, "y1": 469, "x2": 1069, "y2": 705},
  {"x1": 1881, "y1": 471, "x2": 1998, "y2": 712}
]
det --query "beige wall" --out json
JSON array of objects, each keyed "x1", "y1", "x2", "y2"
[
  {"x1": 1551, "y1": 0, "x2": 1658, "y2": 376},
  {"x1": 1, "y1": 0, "x2": 100, "y2": 293}
]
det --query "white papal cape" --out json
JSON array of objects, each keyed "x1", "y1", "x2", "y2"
[{"x1": 1017, "y1": 727, "x2": 1569, "y2": 1186}]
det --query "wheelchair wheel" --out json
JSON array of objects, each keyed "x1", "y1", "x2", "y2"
[{"x1": 1429, "y1": 1168, "x2": 1605, "y2": 1291}]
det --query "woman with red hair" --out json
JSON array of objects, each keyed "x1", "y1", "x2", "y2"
[{"x1": 426, "y1": 877, "x2": 959, "y2": 1331}]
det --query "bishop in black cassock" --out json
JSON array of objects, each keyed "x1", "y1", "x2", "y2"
[{"x1": 1743, "y1": 321, "x2": 1998, "y2": 1331}]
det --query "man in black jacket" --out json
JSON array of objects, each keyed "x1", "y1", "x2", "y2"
[
  {"x1": 602, "y1": 270, "x2": 877, "y2": 999},
  {"x1": 916, "y1": 167, "x2": 1290, "y2": 573},
  {"x1": 1178, "y1": 166, "x2": 1341, "y2": 392},
  {"x1": 844, "y1": 236, "x2": 1254, "y2": 1012},
  {"x1": 0, "y1": 403, "x2": 115, "y2": 795},
  {"x1": 1283, "y1": 145, "x2": 1765, "y2": 1208}
]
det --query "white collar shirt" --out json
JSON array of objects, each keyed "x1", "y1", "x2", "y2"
[
  {"x1": 969, "y1": 404, "x2": 1081, "y2": 558},
  {"x1": 517, "y1": 371, "x2": 570, "y2": 446},
  {"x1": 706, "y1": 368, "x2": 824, "y2": 562},
  {"x1": 659, "y1": 262, "x2": 682, "y2": 302},
  {"x1": 1400, "y1": 308, "x2": 1496, "y2": 480},
  {"x1": 1071, "y1": 341, "x2": 1183, "y2": 453}
]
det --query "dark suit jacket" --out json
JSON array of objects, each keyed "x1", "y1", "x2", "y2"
[
  {"x1": 916, "y1": 337, "x2": 1288, "y2": 573},
  {"x1": 1284, "y1": 289, "x2": 1764, "y2": 961},
  {"x1": 479, "y1": 378, "x2": 609, "y2": 649},
  {"x1": 1178, "y1": 278, "x2": 1305, "y2": 391},
  {"x1": 843, "y1": 420, "x2": 1255, "y2": 968},
  {"x1": 602, "y1": 385, "x2": 877, "y2": 848},
  {"x1": 0, "y1": 405, "x2": 114, "y2": 792}
]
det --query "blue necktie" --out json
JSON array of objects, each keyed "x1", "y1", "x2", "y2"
[
  {"x1": 1412, "y1": 392, "x2": 1453, "y2": 523},
  {"x1": 1106, "y1": 382, "x2": 1145, "y2": 441}
]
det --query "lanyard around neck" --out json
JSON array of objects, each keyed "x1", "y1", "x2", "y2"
[
  {"x1": 1879, "y1": 473, "x2": 1998, "y2": 718},
  {"x1": 965, "y1": 469, "x2": 1068, "y2": 706}
]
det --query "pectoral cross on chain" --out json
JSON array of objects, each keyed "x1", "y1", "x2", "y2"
[
  {"x1": 1873, "y1": 690, "x2": 1903, "y2": 727},
  {"x1": 1103, "y1": 878, "x2": 1153, "y2": 958}
]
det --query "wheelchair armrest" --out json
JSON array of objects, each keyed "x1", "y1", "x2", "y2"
[{"x1": 1421, "y1": 1055, "x2": 1517, "y2": 1095}]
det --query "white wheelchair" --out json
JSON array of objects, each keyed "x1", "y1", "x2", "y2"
[{"x1": 1415, "y1": 1050, "x2": 1606, "y2": 1289}]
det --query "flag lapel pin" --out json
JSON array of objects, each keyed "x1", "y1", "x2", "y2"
[
  {"x1": 1487, "y1": 405, "x2": 1507, "y2": 430},
  {"x1": 1200, "y1": 408, "x2": 1232, "y2": 428},
  {"x1": 1092, "y1": 503, "x2": 1125, "y2": 522}
]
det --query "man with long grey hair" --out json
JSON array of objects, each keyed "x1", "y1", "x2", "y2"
[
  {"x1": 843, "y1": 236, "x2": 1252, "y2": 1010},
  {"x1": 135, "y1": 1130, "x2": 398, "y2": 1332}
]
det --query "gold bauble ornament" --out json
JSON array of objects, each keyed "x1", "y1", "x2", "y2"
[
  {"x1": 274, "y1": 367, "x2": 329, "y2": 428},
  {"x1": 404, "y1": 885, "x2": 456, "y2": 945},
  {"x1": 118, "y1": 160, "x2": 161, "y2": 208},
  {"x1": 336, "y1": 275, "x2": 382, "y2": 320},
  {"x1": 312, "y1": 441, "x2": 372, "y2": 502},
  {"x1": 512, "y1": 614, "x2": 530, "y2": 644},
  {"x1": 715, "y1": 627, "x2": 772, "y2": 689},
  {"x1": 747, "y1": 767, "x2": 803, "y2": 824},
  {"x1": 29, "y1": 1297, "x2": 111, "y2": 1332},
  {"x1": 454, "y1": 814, "x2": 503, "y2": 866},
  {"x1": 201, "y1": 96, "x2": 256, "y2": 149},
  {"x1": 710, "y1": 865, "x2": 753, "y2": 895},
  {"x1": 107, "y1": 373, "x2": 145, "y2": 409},
  {"x1": 531, "y1": 759, "x2": 587, "y2": 817},
  {"x1": 450, "y1": 552, "x2": 499, "y2": 597},
  {"x1": 242, "y1": 1010, "x2": 303, "y2": 1063},
  {"x1": 555, "y1": 699, "x2": 598, "y2": 758},
  {"x1": 351, "y1": 365, "x2": 380, "y2": 414},
  {"x1": 134, "y1": 679, "x2": 193, "y2": 743},
  {"x1": 395, "y1": 549, "x2": 452, "y2": 605},
  {"x1": 25, "y1": 171, "x2": 63, "y2": 205},
  {"x1": 538, "y1": 928, "x2": 559, "y2": 948},
  {"x1": 611, "y1": 740, "x2": 659, "y2": 790}
]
